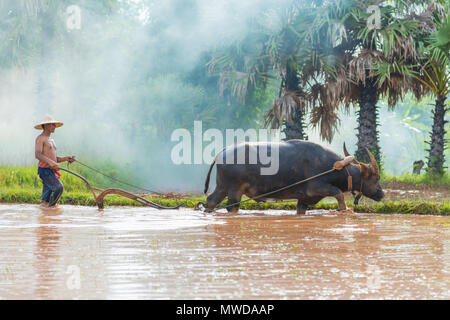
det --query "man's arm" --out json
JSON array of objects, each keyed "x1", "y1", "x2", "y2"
[
  {"x1": 35, "y1": 136, "x2": 59, "y2": 170},
  {"x1": 57, "y1": 156, "x2": 75, "y2": 163}
]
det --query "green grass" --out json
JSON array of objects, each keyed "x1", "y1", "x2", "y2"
[
  {"x1": 0, "y1": 165, "x2": 448, "y2": 216},
  {"x1": 3, "y1": 165, "x2": 449, "y2": 191},
  {"x1": 0, "y1": 186, "x2": 447, "y2": 216},
  {"x1": 0, "y1": 162, "x2": 142, "y2": 192},
  {"x1": 381, "y1": 172, "x2": 450, "y2": 189}
]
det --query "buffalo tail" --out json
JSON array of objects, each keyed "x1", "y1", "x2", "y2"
[{"x1": 204, "y1": 160, "x2": 216, "y2": 194}]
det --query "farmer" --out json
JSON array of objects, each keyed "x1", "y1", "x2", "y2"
[{"x1": 34, "y1": 115, "x2": 75, "y2": 207}]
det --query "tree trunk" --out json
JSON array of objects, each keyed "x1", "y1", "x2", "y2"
[
  {"x1": 427, "y1": 97, "x2": 447, "y2": 175},
  {"x1": 355, "y1": 78, "x2": 381, "y2": 165},
  {"x1": 283, "y1": 108, "x2": 308, "y2": 140},
  {"x1": 282, "y1": 60, "x2": 307, "y2": 141}
]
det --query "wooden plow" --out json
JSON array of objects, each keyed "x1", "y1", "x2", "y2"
[{"x1": 59, "y1": 167, "x2": 183, "y2": 210}]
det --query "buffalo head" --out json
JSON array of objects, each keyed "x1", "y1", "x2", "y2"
[{"x1": 343, "y1": 143, "x2": 384, "y2": 202}]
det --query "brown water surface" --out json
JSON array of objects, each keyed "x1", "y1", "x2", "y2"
[{"x1": 0, "y1": 204, "x2": 449, "y2": 299}]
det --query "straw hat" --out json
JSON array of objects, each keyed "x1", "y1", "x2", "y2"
[{"x1": 34, "y1": 115, "x2": 64, "y2": 130}]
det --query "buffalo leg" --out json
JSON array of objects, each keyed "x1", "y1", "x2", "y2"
[
  {"x1": 226, "y1": 189, "x2": 243, "y2": 213},
  {"x1": 205, "y1": 188, "x2": 227, "y2": 212},
  {"x1": 334, "y1": 193, "x2": 349, "y2": 211},
  {"x1": 307, "y1": 184, "x2": 349, "y2": 211},
  {"x1": 296, "y1": 202, "x2": 308, "y2": 215}
]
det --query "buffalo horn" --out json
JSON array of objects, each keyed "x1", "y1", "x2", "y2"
[{"x1": 365, "y1": 147, "x2": 379, "y2": 177}]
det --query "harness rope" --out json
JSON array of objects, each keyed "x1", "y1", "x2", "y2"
[{"x1": 72, "y1": 159, "x2": 164, "y2": 195}]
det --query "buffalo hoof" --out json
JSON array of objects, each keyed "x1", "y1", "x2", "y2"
[
  {"x1": 194, "y1": 202, "x2": 203, "y2": 210},
  {"x1": 338, "y1": 208, "x2": 356, "y2": 215},
  {"x1": 296, "y1": 203, "x2": 307, "y2": 215},
  {"x1": 195, "y1": 202, "x2": 213, "y2": 213}
]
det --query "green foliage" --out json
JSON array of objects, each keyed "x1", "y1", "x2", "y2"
[
  {"x1": 1, "y1": 165, "x2": 448, "y2": 216},
  {"x1": 354, "y1": 200, "x2": 449, "y2": 216},
  {"x1": 381, "y1": 171, "x2": 450, "y2": 189},
  {"x1": 0, "y1": 185, "x2": 447, "y2": 216},
  {"x1": 0, "y1": 162, "x2": 141, "y2": 193},
  {"x1": 0, "y1": 0, "x2": 448, "y2": 188}
]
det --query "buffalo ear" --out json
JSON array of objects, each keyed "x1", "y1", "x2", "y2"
[{"x1": 360, "y1": 163, "x2": 370, "y2": 178}]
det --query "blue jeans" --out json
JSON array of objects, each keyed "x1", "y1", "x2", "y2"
[{"x1": 38, "y1": 167, "x2": 64, "y2": 207}]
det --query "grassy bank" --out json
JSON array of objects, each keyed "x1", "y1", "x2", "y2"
[
  {"x1": 0, "y1": 165, "x2": 448, "y2": 216},
  {"x1": 381, "y1": 172, "x2": 450, "y2": 189},
  {"x1": 0, "y1": 161, "x2": 140, "y2": 192},
  {"x1": 0, "y1": 186, "x2": 448, "y2": 215}
]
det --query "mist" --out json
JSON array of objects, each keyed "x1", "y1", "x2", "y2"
[{"x1": 0, "y1": 0, "x2": 447, "y2": 194}]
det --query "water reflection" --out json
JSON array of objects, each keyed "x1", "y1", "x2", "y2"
[
  {"x1": 34, "y1": 208, "x2": 62, "y2": 299},
  {"x1": 0, "y1": 204, "x2": 448, "y2": 299}
]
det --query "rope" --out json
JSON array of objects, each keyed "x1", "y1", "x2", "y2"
[
  {"x1": 71, "y1": 159, "x2": 164, "y2": 196},
  {"x1": 198, "y1": 167, "x2": 337, "y2": 212}
]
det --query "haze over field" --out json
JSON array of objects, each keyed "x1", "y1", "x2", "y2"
[{"x1": 0, "y1": 0, "x2": 448, "y2": 192}]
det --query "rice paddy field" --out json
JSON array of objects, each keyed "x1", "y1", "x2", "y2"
[
  {"x1": 1, "y1": 165, "x2": 448, "y2": 215},
  {"x1": 1, "y1": 164, "x2": 449, "y2": 300}
]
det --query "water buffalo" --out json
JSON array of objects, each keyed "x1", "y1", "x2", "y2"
[{"x1": 203, "y1": 140, "x2": 383, "y2": 214}]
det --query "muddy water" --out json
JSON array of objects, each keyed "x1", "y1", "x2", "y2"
[{"x1": 0, "y1": 204, "x2": 449, "y2": 300}]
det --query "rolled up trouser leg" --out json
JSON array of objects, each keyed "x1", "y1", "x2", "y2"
[
  {"x1": 38, "y1": 167, "x2": 64, "y2": 207},
  {"x1": 48, "y1": 181, "x2": 64, "y2": 207},
  {"x1": 41, "y1": 182, "x2": 52, "y2": 203}
]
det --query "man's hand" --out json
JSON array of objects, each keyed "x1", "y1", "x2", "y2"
[
  {"x1": 49, "y1": 161, "x2": 59, "y2": 170},
  {"x1": 56, "y1": 156, "x2": 76, "y2": 163}
]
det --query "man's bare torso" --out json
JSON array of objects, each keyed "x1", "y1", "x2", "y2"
[{"x1": 36, "y1": 134, "x2": 57, "y2": 164}]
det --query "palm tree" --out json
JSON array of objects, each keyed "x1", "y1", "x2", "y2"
[
  {"x1": 208, "y1": 4, "x2": 316, "y2": 140},
  {"x1": 208, "y1": 0, "x2": 449, "y2": 159},
  {"x1": 336, "y1": 0, "x2": 432, "y2": 164},
  {"x1": 292, "y1": 0, "x2": 442, "y2": 167},
  {"x1": 263, "y1": 16, "x2": 310, "y2": 141},
  {"x1": 415, "y1": 11, "x2": 449, "y2": 175},
  {"x1": 208, "y1": 1, "x2": 349, "y2": 142},
  {"x1": 263, "y1": 3, "x2": 342, "y2": 142}
]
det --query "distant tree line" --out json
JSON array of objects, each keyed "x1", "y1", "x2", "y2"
[
  {"x1": 0, "y1": 0, "x2": 448, "y2": 175},
  {"x1": 209, "y1": 0, "x2": 449, "y2": 175}
]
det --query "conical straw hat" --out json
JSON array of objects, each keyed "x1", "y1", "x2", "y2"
[{"x1": 34, "y1": 115, "x2": 64, "y2": 130}]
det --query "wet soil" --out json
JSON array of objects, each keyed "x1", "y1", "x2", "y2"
[
  {"x1": 380, "y1": 181, "x2": 449, "y2": 203},
  {"x1": 0, "y1": 204, "x2": 449, "y2": 299}
]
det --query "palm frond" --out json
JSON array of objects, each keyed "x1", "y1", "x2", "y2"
[{"x1": 264, "y1": 91, "x2": 307, "y2": 128}]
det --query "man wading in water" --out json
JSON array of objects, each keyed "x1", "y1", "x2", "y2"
[{"x1": 34, "y1": 115, "x2": 75, "y2": 207}]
